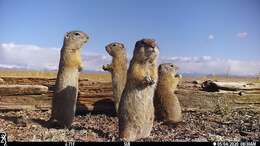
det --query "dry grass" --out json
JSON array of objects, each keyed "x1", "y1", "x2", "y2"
[
  {"x1": 1, "y1": 70, "x2": 259, "y2": 83},
  {"x1": 184, "y1": 75, "x2": 259, "y2": 83},
  {"x1": 80, "y1": 73, "x2": 111, "y2": 82},
  {"x1": 0, "y1": 70, "x2": 56, "y2": 78},
  {"x1": 0, "y1": 70, "x2": 111, "y2": 82}
]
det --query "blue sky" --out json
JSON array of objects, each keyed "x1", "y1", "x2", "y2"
[{"x1": 0, "y1": 0, "x2": 260, "y2": 75}]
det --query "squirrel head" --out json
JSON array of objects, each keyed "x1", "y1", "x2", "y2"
[
  {"x1": 63, "y1": 31, "x2": 89, "y2": 50},
  {"x1": 158, "y1": 63, "x2": 179, "y2": 76},
  {"x1": 133, "y1": 38, "x2": 159, "y2": 63},
  {"x1": 105, "y1": 42, "x2": 126, "y2": 57}
]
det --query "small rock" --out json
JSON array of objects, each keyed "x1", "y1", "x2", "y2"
[
  {"x1": 201, "y1": 80, "x2": 219, "y2": 92},
  {"x1": 192, "y1": 80, "x2": 200, "y2": 84},
  {"x1": 16, "y1": 117, "x2": 27, "y2": 127},
  {"x1": 30, "y1": 124, "x2": 38, "y2": 129},
  {"x1": 238, "y1": 91, "x2": 244, "y2": 96},
  {"x1": 0, "y1": 78, "x2": 4, "y2": 84},
  {"x1": 208, "y1": 134, "x2": 224, "y2": 141},
  {"x1": 175, "y1": 74, "x2": 182, "y2": 79}
]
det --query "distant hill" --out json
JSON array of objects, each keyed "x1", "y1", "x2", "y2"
[
  {"x1": 0, "y1": 66, "x2": 256, "y2": 77},
  {"x1": 0, "y1": 66, "x2": 107, "y2": 74}
]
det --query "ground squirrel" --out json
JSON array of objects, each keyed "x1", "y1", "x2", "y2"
[
  {"x1": 154, "y1": 63, "x2": 182, "y2": 124},
  {"x1": 118, "y1": 38, "x2": 159, "y2": 141},
  {"x1": 50, "y1": 31, "x2": 89, "y2": 128},
  {"x1": 102, "y1": 42, "x2": 128, "y2": 113}
]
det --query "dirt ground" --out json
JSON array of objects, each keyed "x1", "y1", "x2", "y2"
[
  {"x1": 0, "y1": 108, "x2": 259, "y2": 142},
  {"x1": 0, "y1": 74, "x2": 259, "y2": 142}
]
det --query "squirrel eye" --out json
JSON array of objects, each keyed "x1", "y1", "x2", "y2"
[
  {"x1": 74, "y1": 32, "x2": 80, "y2": 36},
  {"x1": 112, "y1": 44, "x2": 117, "y2": 47},
  {"x1": 170, "y1": 65, "x2": 174, "y2": 67}
]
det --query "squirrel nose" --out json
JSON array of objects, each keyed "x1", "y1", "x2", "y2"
[
  {"x1": 105, "y1": 46, "x2": 110, "y2": 52},
  {"x1": 151, "y1": 47, "x2": 157, "y2": 52},
  {"x1": 143, "y1": 39, "x2": 157, "y2": 48}
]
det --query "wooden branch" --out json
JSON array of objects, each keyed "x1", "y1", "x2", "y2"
[
  {"x1": 0, "y1": 85, "x2": 48, "y2": 96},
  {"x1": 218, "y1": 89, "x2": 260, "y2": 95},
  {"x1": 0, "y1": 96, "x2": 115, "y2": 113},
  {"x1": 0, "y1": 103, "x2": 36, "y2": 111},
  {"x1": 201, "y1": 80, "x2": 260, "y2": 92}
]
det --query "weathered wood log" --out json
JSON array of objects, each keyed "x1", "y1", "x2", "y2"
[
  {"x1": 0, "y1": 102, "x2": 36, "y2": 111},
  {"x1": 0, "y1": 77, "x2": 259, "y2": 114},
  {"x1": 218, "y1": 89, "x2": 260, "y2": 95},
  {"x1": 0, "y1": 97, "x2": 115, "y2": 114},
  {"x1": 0, "y1": 104, "x2": 51, "y2": 111},
  {"x1": 1, "y1": 89, "x2": 260, "y2": 114},
  {"x1": 77, "y1": 98, "x2": 116, "y2": 115},
  {"x1": 0, "y1": 85, "x2": 48, "y2": 96},
  {"x1": 79, "y1": 93, "x2": 113, "y2": 98},
  {"x1": 238, "y1": 90, "x2": 260, "y2": 95},
  {"x1": 201, "y1": 80, "x2": 260, "y2": 92}
]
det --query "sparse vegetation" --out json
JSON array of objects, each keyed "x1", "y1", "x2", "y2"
[{"x1": 0, "y1": 70, "x2": 111, "y2": 82}]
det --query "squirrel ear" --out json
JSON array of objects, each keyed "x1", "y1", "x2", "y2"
[
  {"x1": 121, "y1": 44, "x2": 125, "y2": 49},
  {"x1": 65, "y1": 32, "x2": 70, "y2": 39},
  {"x1": 158, "y1": 65, "x2": 162, "y2": 73}
]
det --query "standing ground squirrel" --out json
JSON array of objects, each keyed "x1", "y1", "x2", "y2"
[
  {"x1": 154, "y1": 63, "x2": 182, "y2": 124},
  {"x1": 50, "y1": 31, "x2": 89, "y2": 128},
  {"x1": 118, "y1": 38, "x2": 159, "y2": 141},
  {"x1": 102, "y1": 42, "x2": 128, "y2": 113}
]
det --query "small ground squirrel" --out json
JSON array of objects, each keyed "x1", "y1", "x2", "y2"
[
  {"x1": 118, "y1": 38, "x2": 159, "y2": 141},
  {"x1": 154, "y1": 63, "x2": 182, "y2": 124},
  {"x1": 50, "y1": 31, "x2": 89, "y2": 128},
  {"x1": 102, "y1": 42, "x2": 128, "y2": 113}
]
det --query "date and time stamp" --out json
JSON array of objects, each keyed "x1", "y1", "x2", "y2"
[
  {"x1": 57, "y1": 140, "x2": 259, "y2": 146},
  {"x1": 0, "y1": 131, "x2": 258, "y2": 146}
]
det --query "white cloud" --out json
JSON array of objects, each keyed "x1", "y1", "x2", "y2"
[
  {"x1": 0, "y1": 43, "x2": 110, "y2": 71},
  {"x1": 237, "y1": 32, "x2": 248, "y2": 38},
  {"x1": 160, "y1": 56, "x2": 260, "y2": 76},
  {"x1": 208, "y1": 34, "x2": 214, "y2": 40},
  {"x1": 82, "y1": 53, "x2": 111, "y2": 71},
  {"x1": 0, "y1": 43, "x2": 59, "y2": 70},
  {"x1": 0, "y1": 43, "x2": 259, "y2": 76}
]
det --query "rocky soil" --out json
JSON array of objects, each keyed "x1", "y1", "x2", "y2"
[{"x1": 0, "y1": 108, "x2": 259, "y2": 142}]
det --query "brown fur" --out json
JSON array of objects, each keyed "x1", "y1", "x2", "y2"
[
  {"x1": 118, "y1": 38, "x2": 159, "y2": 141},
  {"x1": 102, "y1": 42, "x2": 128, "y2": 113},
  {"x1": 51, "y1": 31, "x2": 89, "y2": 128},
  {"x1": 154, "y1": 63, "x2": 182, "y2": 124}
]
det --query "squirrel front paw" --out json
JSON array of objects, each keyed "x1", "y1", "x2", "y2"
[
  {"x1": 102, "y1": 64, "x2": 112, "y2": 72},
  {"x1": 78, "y1": 64, "x2": 83, "y2": 72},
  {"x1": 102, "y1": 64, "x2": 108, "y2": 70},
  {"x1": 143, "y1": 76, "x2": 155, "y2": 86},
  {"x1": 175, "y1": 74, "x2": 182, "y2": 79}
]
